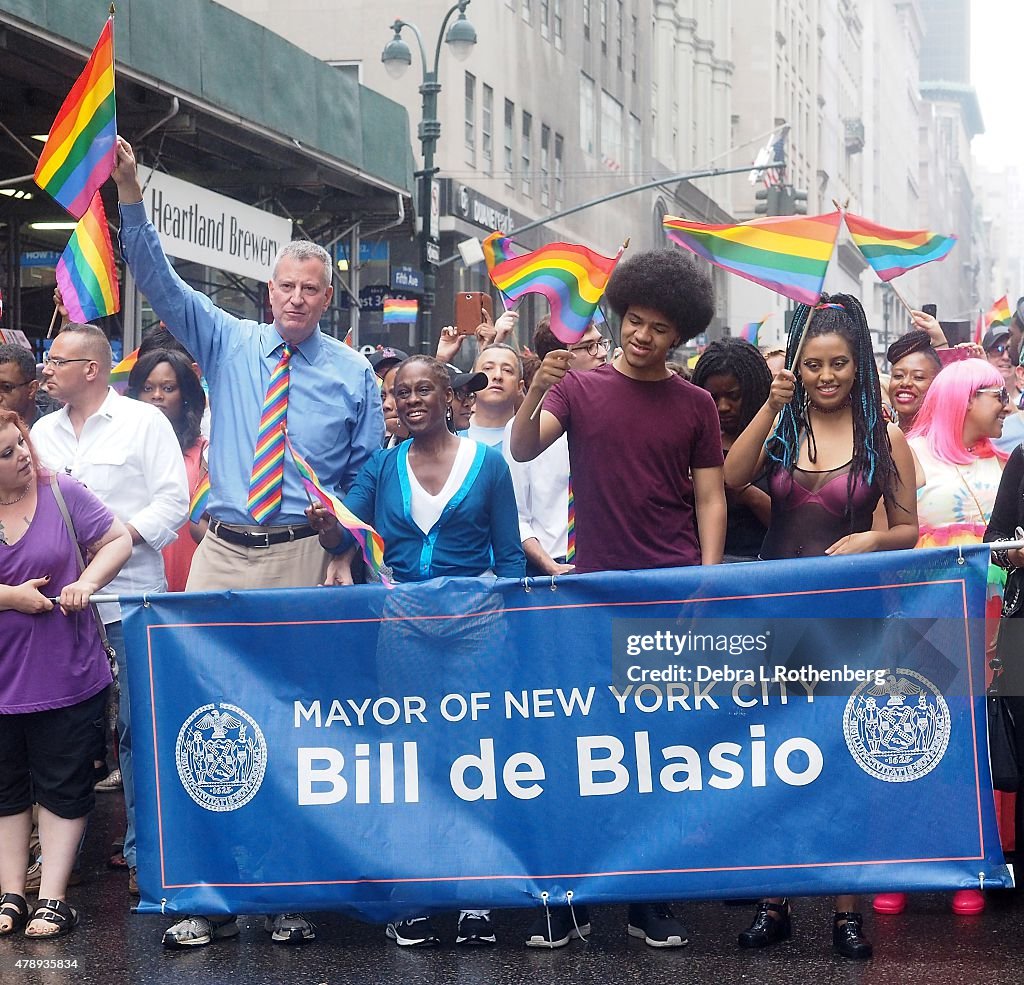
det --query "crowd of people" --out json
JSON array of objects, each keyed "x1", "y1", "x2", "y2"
[{"x1": 2, "y1": 131, "x2": 1024, "y2": 960}]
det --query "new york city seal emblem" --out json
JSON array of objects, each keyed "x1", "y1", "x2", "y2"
[
  {"x1": 843, "y1": 669, "x2": 950, "y2": 783},
  {"x1": 175, "y1": 702, "x2": 268, "y2": 811}
]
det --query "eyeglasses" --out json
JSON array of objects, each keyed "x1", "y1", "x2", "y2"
[
  {"x1": 987, "y1": 343, "x2": 1009, "y2": 356},
  {"x1": 453, "y1": 389, "x2": 477, "y2": 404},
  {"x1": 568, "y1": 337, "x2": 612, "y2": 358},
  {"x1": 0, "y1": 381, "x2": 32, "y2": 396},
  {"x1": 976, "y1": 387, "x2": 1010, "y2": 405},
  {"x1": 42, "y1": 354, "x2": 92, "y2": 369}
]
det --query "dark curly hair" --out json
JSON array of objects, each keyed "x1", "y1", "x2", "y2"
[
  {"x1": 766, "y1": 293, "x2": 898, "y2": 508},
  {"x1": 127, "y1": 348, "x2": 206, "y2": 451},
  {"x1": 690, "y1": 337, "x2": 771, "y2": 436},
  {"x1": 604, "y1": 249, "x2": 714, "y2": 345},
  {"x1": 885, "y1": 330, "x2": 941, "y2": 370}
]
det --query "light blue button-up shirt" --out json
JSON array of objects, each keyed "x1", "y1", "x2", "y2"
[{"x1": 118, "y1": 201, "x2": 384, "y2": 526}]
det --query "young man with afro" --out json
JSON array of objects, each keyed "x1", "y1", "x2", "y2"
[{"x1": 509, "y1": 249, "x2": 726, "y2": 948}]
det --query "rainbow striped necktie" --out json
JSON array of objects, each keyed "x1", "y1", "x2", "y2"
[{"x1": 247, "y1": 343, "x2": 292, "y2": 523}]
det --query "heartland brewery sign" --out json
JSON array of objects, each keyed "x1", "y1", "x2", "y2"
[{"x1": 137, "y1": 166, "x2": 294, "y2": 282}]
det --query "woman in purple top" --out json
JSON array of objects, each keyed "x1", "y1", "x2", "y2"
[
  {"x1": 0, "y1": 410, "x2": 131, "y2": 939},
  {"x1": 725, "y1": 296, "x2": 918, "y2": 959}
]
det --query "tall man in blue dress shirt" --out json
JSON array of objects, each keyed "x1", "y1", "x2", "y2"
[{"x1": 112, "y1": 136, "x2": 384, "y2": 949}]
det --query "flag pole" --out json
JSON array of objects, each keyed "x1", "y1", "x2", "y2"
[
  {"x1": 887, "y1": 282, "x2": 916, "y2": 318},
  {"x1": 45, "y1": 304, "x2": 60, "y2": 339}
]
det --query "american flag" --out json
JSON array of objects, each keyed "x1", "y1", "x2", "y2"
[{"x1": 749, "y1": 125, "x2": 789, "y2": 188}]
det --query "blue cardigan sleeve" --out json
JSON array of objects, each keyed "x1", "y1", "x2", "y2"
[{"x1": 485, "y1": 450, "x2": 527, "y2": 578}]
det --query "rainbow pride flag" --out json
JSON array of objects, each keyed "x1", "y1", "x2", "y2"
[
  {"x1": 109, "y1": 347, "x2": 138, "y2": 393},
  {"x1": 284, "y1": 434, "x2": 392, "y2": 587},
  {"x1": 487, "y1": 241, "x2": 623, "y2": 344},
  {"x1": 738, "y1": 315, "x2": 770, "y2": 345},
  {"x1": 844, "y1": 212, "x2": 956, "y2": 282},
  {"x1": 482, "y1": 232, "x2": 527, "y2": 310},
  {"x1": 188, "y1": 473, "x2": 211, "y2": 524},
  {"x1": 56, "y1": 192, "x2": 119, "y2": 325},
  {"x1": 382, "y1": 298, "x2": 418, "y2": 324},
  {"x1": 986, "y1": 295, "x2": 1012, "y2": 327},
  {"x1": 34, "y1": 17, "x2": 117, "y2": 219},
  {"x1": 663, "y1": 212, "x2": 841, "y2": 306}
]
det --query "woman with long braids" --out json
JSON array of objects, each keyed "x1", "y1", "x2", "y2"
[
  {"x1": 724, "y1": 294, "x2": 918, "y2": 959},
  {"x1": 691, "y1": 337, "x2": 772, "y2": 562}
]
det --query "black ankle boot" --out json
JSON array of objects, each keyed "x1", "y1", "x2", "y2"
[
  {"x1": 832, "y1": 911, "x2": 872, "y2": 959},
  {"x1": 738, "y1": 899, "x2": 791, "y2": 948}
]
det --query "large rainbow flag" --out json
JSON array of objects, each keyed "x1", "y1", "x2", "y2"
[
  {"x1": 382, "y1": 298, "x2": 418, "y2": 324},
  {"x1": 663, "y1": 212, "x2": 842, "y2": 306},
  {"x1": 487, "y1": 241, "x2": 623, "y2": 344},
  {"x1": 34, "y1": 17, "x2": 117, "y2": 219},
  {"x1": 284, "y1": 434, "x2": 392, "y2": 587},
  {"x1": 55, "y1": 192, "x2": 120, "y2": 324},
  {"x1": 844, "y1": 212, "x2": 956, "y2": 282}
]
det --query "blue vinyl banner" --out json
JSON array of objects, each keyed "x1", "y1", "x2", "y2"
[{"x1": 122, "y1": 546, "x2": 1010, "y2": 920}]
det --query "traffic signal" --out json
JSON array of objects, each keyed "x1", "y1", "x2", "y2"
[
  {"x1": 754, "y1": 186, "x2": 782, "y2": 215},
  {"x1": 789, "y1": 187, "x2": 808, "y2": 215}
]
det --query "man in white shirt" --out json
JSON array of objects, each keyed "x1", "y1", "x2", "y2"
[
  {"x1": 31, "y1": 322, "x2": 188, "y2": 900},
  {"x1": 502, "y1": 319, "x2": 609, "y2": 575}
]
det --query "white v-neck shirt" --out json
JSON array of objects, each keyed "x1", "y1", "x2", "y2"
[{"x1": 407, "y1": 437, "x2": 476, "y2": 534}]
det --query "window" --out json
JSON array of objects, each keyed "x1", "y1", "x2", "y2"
[
  {"x1": 580, "y1": 73, "x2": 595, "y2": 155},
  {"x1": 600, "y1": 90, "x2": 623, "y2": 168},
  {"x1": 616, "y1": 0, "x2": 623, "y2": 70},
  {"x1": 554, "y1": 133, "x2": 564, "y2": 208},
  {"x1": 600, "y1": 0, "x2": 608, "y2": 53},
  {"x1": 631, "y1": 15, "x2": 638, "y2": 81},
  {"x1": 504, "y1": 99, "x2": 515, "y2": 185},
  {"x1": 583, "y1": 0, "x2": 591, "y2": 40},
  {"x1": 540, "y1": 124, "x2": 551, "y2": 207},
  {"x1": 522, "y1": 111, "x2": 533, "y2": 196},
  {"x1": 464, "y1": 72, "x2": 476, "y2": 166},
  {"x1": 522, "y1": 0, "x2": 531, "y2": 23},
  {"x1": 628, "y1": 113, "x2": 642, "y2": 175},
  {"x1": 540, "y1": 0, "x2": 549, "y2": 37},
  {"x1": 554, "y1": 0, "x2": 563, "y2": 47},
  {"x1": 482, "y1": 84, "x2": 494, "y2": 174}
]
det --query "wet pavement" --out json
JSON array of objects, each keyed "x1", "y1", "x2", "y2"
[{"x1": 2, "y1": 792, "x2": 1023, "y2": 984}]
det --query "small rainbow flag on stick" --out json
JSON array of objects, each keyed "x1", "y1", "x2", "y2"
[
  {"x1": 109, "y1": 346, "x2": 137, "y2": 393},
  {"x1": 663, "y1": 212, "x2": 842, "y2": 306},
  {"x1": 986, "y1": 295, "x2": 1012, "y2": 328},
  {"x1": 738, "y1": 315, "x2": 771, "y2": 345},
  {"x1": 482, "y1": 232, "x2": 526, "y2": 310},
  {"x1": 284, "y1": 434, "x2": 392, "y2": 587},
  {"x1": 487, "y1": 240, "x2": 625, "y2": 344},
  {"x1": 382, "y1": 298, "x2": 418, "y2": 324},
  {"x1": 844, "y1": 212, "x2": 956, "y2": 282},
  {"x1": 34, "y1": 16, "x2": 117, "y2": 219},
  {"x1": 188, "y1": 473, "x2": 211, "y2": 524},
  {"x1": 55, "y1": 192, "x2": 120, "y2": 325}
]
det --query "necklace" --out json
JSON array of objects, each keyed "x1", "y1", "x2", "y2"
[
  {"x1": 808, "y1": 397, "x2": 851, "y2": 416},
  {"x1": 0, "y1": 484, "x2": 30, "y2": 507}
]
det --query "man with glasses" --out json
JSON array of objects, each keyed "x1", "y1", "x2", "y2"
[
  {"x1": 30, "y1": 323, "x2": 188, "y2": 906},
  {"x1": 0, "y1": 344, "x2": 59, "y2": 426},
  {"x1": 982, "y1": 326, "x2": 1022, "y2": 406},
  {"x1": 501, "y1": 317, "x2": 608, "y2": 575}
]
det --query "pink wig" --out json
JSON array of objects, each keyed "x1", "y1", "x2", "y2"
[{"x1": 907, "y1": 358, "x2": 1007, "y2": 464}]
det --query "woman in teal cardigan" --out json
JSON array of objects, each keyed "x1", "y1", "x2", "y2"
[{"x1": 310, "y1": 355, "x2": 524, "y2": 584}]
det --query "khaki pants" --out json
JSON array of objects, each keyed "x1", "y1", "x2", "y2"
[{"x1": 186, "y1": 530, "x2": 328, "y2": 591}]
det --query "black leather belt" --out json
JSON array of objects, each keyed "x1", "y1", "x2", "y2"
[{"x1": 209, "y1": 519, "x2": 318, "y2": 548}]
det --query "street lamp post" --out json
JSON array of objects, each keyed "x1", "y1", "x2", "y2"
[{"x1": 382, "y1": 1, "x2": 477, "y2": 353}]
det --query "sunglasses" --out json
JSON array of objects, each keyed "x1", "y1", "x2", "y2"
[
  {"x1": 987, "y1": 343, "x2": 1009, "y2": 356},
  {"x1": 976, "y1": 387, "x2": 1010, "y2": 406}
]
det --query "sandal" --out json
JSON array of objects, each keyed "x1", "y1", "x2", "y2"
[
  {"x1": 25, "y1": 898, "x2": 79, "y2": 939},
  {"x1": 0, "y1": 893, "x2": 28, "y2": 936}
]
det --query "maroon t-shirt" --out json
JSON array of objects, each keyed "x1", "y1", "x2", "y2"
[{"x1": 545, "y1": 364, "x2": 724, "y2": 573}]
